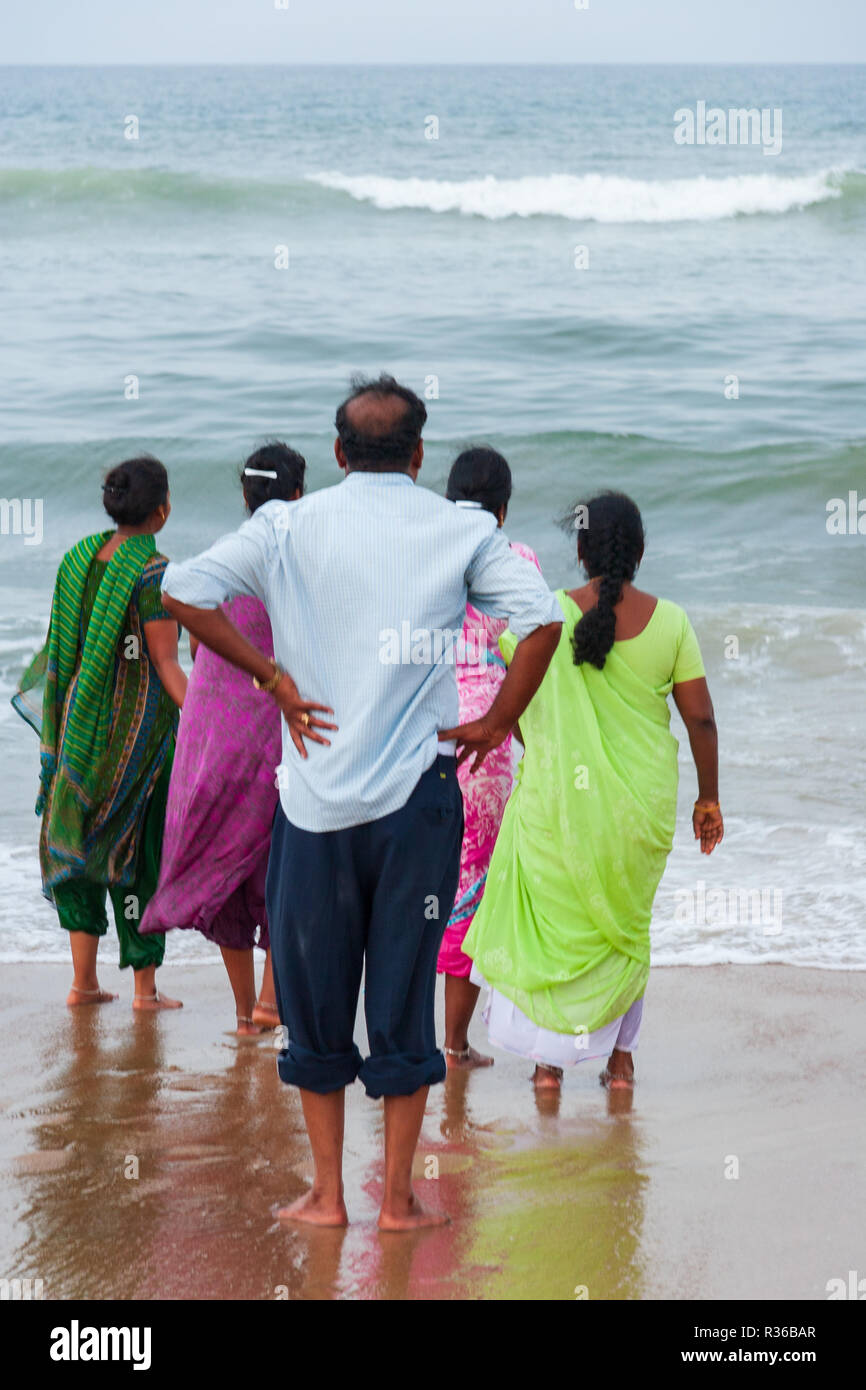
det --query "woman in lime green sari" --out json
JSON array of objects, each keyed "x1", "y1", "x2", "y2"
[
  {"x1": 13, "y1": 457, "x2": 187, "y2": 1009},
  {"x1": 462, "y1": 492, "x2": 723, "y2": 1090}
]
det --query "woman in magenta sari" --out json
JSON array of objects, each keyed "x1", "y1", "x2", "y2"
[
  {"x1": 141, "y1": 444, "x2": 306, "y2": 1033},
  {"x1": 437, "y1": 448, "x2": 542, "y2": 1068}
]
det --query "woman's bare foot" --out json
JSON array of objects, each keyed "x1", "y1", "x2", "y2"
[
  {"x1": 133, "y1": 990, "x2": 183, "y2": 1011},
  {"x1": 235, "y1": 1016, "x2": 264, "y2": 1036},
  {"x1": 251, "y1": 1000, "x2": 280, "y2": 1029},
  {"x1": 532, "y1": 1064, "x2": 563, "y2": 1090},
  {"x1": 66, "y1": 985, "x2": 118, "y2": 1007},
  {"x1": 378, "y1": 1191, "x2": 450, "y2": 1232},
  {"x1": 600, "y1": 1048, "x2": 634, "y2": 1089},
  {"x1": 444, "y1": 1043, "x2": 494, "y2": 1070},
  {"x1": 278, "y1": 1189, "x2": 349, "y2": 1228}
]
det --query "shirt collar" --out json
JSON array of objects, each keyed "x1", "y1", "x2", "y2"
[{"x1": 341, "y1": 470, "x2": 415, "y2": 487}]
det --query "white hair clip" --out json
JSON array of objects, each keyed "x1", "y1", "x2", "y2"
[
  {"x1": 454, "y1": 499, "x2": 482, "y2": 509},
  {"x1": 244, "y1": 467, "x2": 278, "y2": 478}
]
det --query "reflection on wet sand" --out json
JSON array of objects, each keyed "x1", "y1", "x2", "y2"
[
  {"x1": 339, "y1": 1061, "x2": 646, "y2": 1300},
  {"x1": 13, "y1": 1004, "x2": 169, "y2": 1298},
  {"x1": 7, "y1": 992, "x2": 314, "y2": 1300},
  {"x1": 2, "y1": 970, "x2": 646, "y2": 1301},
  {"x1": 3, "y1": 964, "x2": 863, "y2": 1301}
]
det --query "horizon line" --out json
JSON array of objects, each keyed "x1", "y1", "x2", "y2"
[{"x1": 1, "y1": 59, "x2": 865, "y2": 68}]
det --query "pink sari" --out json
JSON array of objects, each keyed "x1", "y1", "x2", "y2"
[
  {"x1": 437, "y1": 541, "x2": 541, "y2": 977},
  {"x1": 140, "y1": 596, "x2": 280, "y2": 951}
]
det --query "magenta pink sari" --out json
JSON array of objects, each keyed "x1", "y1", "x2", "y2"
[
  {"x1": 437, "y1": 542, "x2": 540, "y2": 978},
  {"x1": 140, "y1": 596, "x2": 280, "y2": 951}
]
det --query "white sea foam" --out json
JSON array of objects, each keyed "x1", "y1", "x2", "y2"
[
  {"x1": 2, "y1": 600, "x2": 863, "y2": 969},
  {"x1": 4, "y1": 796, "x2": 864, "y2": 968},
  {"x1": 651, "y1": 818, "x2": 866, "y2": 972},
  {"x1": 0, "y1": 842, "x2": 219, "y2": 965},
  {"x1": 306, "y1": 168, "x2": 847, "y2": 223}
]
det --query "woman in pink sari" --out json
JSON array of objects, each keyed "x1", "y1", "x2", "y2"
[
  {"x1": 141, "y1": 444, "x2": 305, "y2": 1033},
  {"x1": 438, "y1": 448, "x2": 542, "y2": 1068}
]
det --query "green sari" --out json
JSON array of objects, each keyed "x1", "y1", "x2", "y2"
[
  {"x1": 463, "y1": 592, "x2": 705, "y2": 1036},
  {"x1": 13, "y1": 532, "x2": 179, "y2": 896}
]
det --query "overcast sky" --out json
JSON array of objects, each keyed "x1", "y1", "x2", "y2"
[{"x1": 2, "y1": 0, "x2": 864, "y2": 65}]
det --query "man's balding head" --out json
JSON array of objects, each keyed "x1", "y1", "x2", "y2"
[{"x1": 335, "y1": 375, "x2": 427, "y2": 473}]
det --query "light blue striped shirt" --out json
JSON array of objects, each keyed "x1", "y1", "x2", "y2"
[{"x1": 162, "y1": 471, "x2": 562, "y2": 832}]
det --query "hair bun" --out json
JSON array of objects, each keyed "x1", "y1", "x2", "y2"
[{"x1": 102, "y1": 456, "x2": 167, "y2": 526}]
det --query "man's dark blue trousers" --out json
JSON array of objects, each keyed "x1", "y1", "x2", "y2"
[{"x1": 266, "y1": 754, "x2": 463, "y2": 1098}]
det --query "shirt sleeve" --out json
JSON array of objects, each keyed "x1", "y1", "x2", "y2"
[
  {"x1": 672, "y1": 608, "x2": 706, "y2": 684},
  {"x1": 161, "y1": 505, "x2": 281, "y2": 609},
  {"x1": 466, "y1": 530, "x2": 562, "y2": 642}
]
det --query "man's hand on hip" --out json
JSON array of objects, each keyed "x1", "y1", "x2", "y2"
[{"x1": 273, "y1": 673, "x2": 338, "y2": 760}]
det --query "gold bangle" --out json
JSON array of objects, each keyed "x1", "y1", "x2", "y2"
[
  {"x1": 694, "y1": 800, "x2": 720, "y2": 812},
  {"x1": 252, "y1": 660, "x2": 283, "y2": 694}
]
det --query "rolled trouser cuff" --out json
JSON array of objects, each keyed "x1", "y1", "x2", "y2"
[
  {"x1": 359, "y1": 1050, "x2": 447, "y2": 1099},
  {"x1": 277, "y1": 1039, "x2": 363, "y2": 1094}
]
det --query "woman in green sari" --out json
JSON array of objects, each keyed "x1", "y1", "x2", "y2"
[
  {"x1": 462, "y1": 492, "x2": 723, "y2": 1090},
  {"x1": 14, "y1": 456, "x2": 187, "y2": 1009}
]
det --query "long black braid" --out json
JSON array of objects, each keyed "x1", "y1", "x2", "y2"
[{"x1": 567, "y1": 491, "x2": 645, "y2": 670}]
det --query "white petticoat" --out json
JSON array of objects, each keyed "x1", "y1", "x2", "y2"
[{"x1": 471, "y1": 966, "x2": 644, "y2": 1069}]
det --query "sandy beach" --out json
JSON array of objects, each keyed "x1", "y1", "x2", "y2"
[{"x1": 0, "y1": 962, "x2": 862, "y2": 1301}]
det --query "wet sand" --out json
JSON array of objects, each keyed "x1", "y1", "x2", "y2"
[{"x1": 0, "y1": 963, "x2": 862, "y2": 1301}]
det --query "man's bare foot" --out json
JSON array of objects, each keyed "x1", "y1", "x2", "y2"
[
  {"x1": 133, "y1": 990, "x2": 183, "y2": 1011},
  {"x1": 600, "y1": 1048, "x2": 634, "y2": 1089},
  {"x1": 251, "y1": 1001, "x2": 280, "y2": 1029},
  {"x1": 66, "y1": 985, "x2": 118, "y2": 1007},
  {"x1": 445, "y1": 1043, "x2": 494, "y2": 1070},
  {"x1": 378, "y1": 1192, "x2": 450, "y2": 1232},
  {"x1": 532, "y1": 1064, "x2": 563, "y2": 1090},
  {"x1": 278, "y1": 1189, "x2": 349, "y2": 1228}
]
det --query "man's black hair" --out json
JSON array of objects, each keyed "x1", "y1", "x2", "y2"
[{"x1": 335, "y1": 374, "x2": 428, "y2": 471}]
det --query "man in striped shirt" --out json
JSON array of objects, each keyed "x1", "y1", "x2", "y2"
[{"x1": 162, "y1": 376, "x2": 562, "y2": 1230}]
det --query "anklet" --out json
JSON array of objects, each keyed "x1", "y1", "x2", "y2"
[
  {"x1": 70, "y1": 986, "x2": 104, "y2": 995},
  {"x1": 443, "y1": 1045, "x2": 470, "y2": 1059}
]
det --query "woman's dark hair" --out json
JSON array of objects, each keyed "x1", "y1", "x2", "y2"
[
  {"x1": 446, "y1": 447, "x2": 512, "y2": 519},
  {"x1": 561, "y1": 491, "x2": 645, "y2": 670},
  {"x1": 102, "y1": 456, "x2": 168, "y2": 526},
  {"x1": 240, "y1": 442, "x2": 306, "y2": 514}
]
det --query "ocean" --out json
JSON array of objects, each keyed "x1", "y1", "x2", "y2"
[{"x1": 0, "y1": 64, "x2": 863, "y2": 967}]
